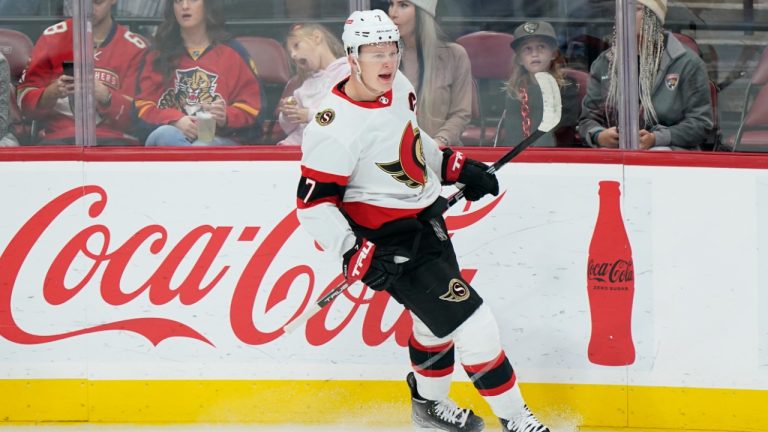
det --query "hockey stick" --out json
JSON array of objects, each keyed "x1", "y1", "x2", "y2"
[
  {"x1": 283, "y1": 72, "x2": 561, "y2": 334},
  {"x1": 446, "y1": 71, "x2": 562, "y2": 208}
]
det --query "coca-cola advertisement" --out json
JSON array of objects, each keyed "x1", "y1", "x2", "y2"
[
  {"x1": 2, "y1": 155, "x2": 768, "y2": 432},
  {"x1": 479, "y1": 169, "x2": 652, "y2": 376},
  {"x1": 8, "y1": 162, "x2": 575, "y2": 380},
  {"x1": 587, "y1": 181, "x2": 637, "y2": 366},
  {"x1": 0, "y1": 159, "x2": 754, "y2": 392}
]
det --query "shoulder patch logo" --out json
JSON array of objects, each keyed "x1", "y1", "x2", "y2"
[
  {"x1": 315, "y1": 109, "x2": 335, "y2": 126},
  {"x1": 665, "y1": 74, "x2": 679, "y2": 90},
  {"x1": 439, "y1": 278, "x2": 471, "y2": 302}
]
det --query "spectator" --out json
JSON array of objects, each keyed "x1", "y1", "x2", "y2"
[
  {"x1": 277, "y1": 23, "x2": 349, "y2": 146},
  {"x1": 16, "y1": 0, "x2": 148, "y2": 145},
  {"x1": 0, "y1": 53, "x2": 19, "y2": 147},
  {"x1": 503, "y1": 21, "x2": 580, "y2": 147},
  {"x1": 388, "y1": 0, "x2": 472, "y2": 145},
  {"x1": 579, "y1": 0, "x2": 713, "y2": 150},
  {"x1": 135, "y1": 0, "x2": 262, "y2": 146}
]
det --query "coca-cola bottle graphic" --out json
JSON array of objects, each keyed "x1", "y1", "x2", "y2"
[{"x1": 586, "y1": 180, "x2": 635, "y2": 366}]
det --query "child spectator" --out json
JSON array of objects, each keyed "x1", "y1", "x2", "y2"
[
  {"x1": 16, "y1": 0, "x2": 148, "y2": 145},
  {"x1": 135, "y1": 0, "x2": 262, "y2": 146},
  {"x1": 503, "y1": 21, "x2": 580, "y2": 147},
  {"x1": 579, "y1": 0, "x2": 713, "y2": 150},
  {"x1": 388, "y1": 0, "x2": 472, "y2": 145},
  {"x1": 277, "y1": 23, "x2": 349, "y2": 146}
]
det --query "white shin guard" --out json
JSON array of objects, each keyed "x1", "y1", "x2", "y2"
[{"x1": 411, "y1": 304, "x2": 527, "y2": 419}]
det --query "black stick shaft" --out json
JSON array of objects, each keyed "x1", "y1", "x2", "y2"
[{"x1": 446, "y1": 129, "x2": 544, "y2": 208}]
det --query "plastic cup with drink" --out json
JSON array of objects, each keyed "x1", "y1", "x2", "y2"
[{"x1": 195, "y1": 110, "x2": 216, "y2": 144}]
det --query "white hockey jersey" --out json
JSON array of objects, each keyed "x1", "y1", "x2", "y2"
[{"x1": 297, "y1": 72, "x2": 446, "y2": 260}]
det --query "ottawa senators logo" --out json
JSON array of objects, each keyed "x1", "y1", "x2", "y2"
[
  {"x1": 439, "y1": 279, "x2": 471, "y2": 302},
  {"x1": 158, "y1": 67, "x2": 222, "y2": 114},
  {"x1": 315, "y1": 109, "x2": 335, "y2": 126},
  {"x1": 376, "y1": 121, "x2": 427, "y2": 189}
]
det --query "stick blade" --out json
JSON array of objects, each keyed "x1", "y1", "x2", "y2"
[
  {"x1": 534, "y1": 72, "x2": 562, "y2": 132},
  {"x1": 283, "y1": 304, "x2": 321, "y2": 334}
]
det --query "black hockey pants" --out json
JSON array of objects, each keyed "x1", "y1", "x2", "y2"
[{"x1": 351, "y1": 207, "x2": 484, "y2": 338}]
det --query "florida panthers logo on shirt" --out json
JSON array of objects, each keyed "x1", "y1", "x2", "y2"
[
  {"x1": 158, "y1": 67, "x2": 222, "y2": 114},
  {"x1": 376, "y1": 121, "x2": 427, "y2": 189},
  {"x1": 665, "y1": 74, "x2": 680, "y2": 91}
]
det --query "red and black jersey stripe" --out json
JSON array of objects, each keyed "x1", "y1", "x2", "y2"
[
  {"x1": 296, "y1": 165, "x2": 348, "y2": 209},
  {"x1": 463, "y1": 351, "x2": 517, "y2": 397},
  {"x1": 409, "y1": 335, "x2": 455, "y2": 378}
]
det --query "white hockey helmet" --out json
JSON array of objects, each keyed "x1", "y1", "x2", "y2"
[{"x1": 342, "y1": 9, "x2": 401, "y2": 59}]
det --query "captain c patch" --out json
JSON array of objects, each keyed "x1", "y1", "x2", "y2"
[{"x1": 439, "y1": 278, "x2": 471, "y2": 302}]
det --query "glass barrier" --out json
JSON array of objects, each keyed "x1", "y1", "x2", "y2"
[
  {"x1": 0, "y1": 0, "x2": 765, "y2": 151},
  {"x1": 0, "y1": 0, "x2": 74, "y2": 146}
]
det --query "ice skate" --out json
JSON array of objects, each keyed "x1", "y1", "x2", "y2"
[
  {"x1": 500, "y1": 405, "x2": 550, "y2": 432},
  {"x1": 407, "y1": 372, "x2": 485, "y2": 431}
]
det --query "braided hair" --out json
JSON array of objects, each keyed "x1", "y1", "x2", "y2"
[{"x1": 605, "y1": 5, "x2": 665, "y2": 127}]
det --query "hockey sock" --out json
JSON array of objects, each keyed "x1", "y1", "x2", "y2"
[
  {"x1": 452, "y1": 304, "x2": 526, "y2": 419},
  {"x1": 410, "y1": 314, "x2": 455, "y2": 401}
]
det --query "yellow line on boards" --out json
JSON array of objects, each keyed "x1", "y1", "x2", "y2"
[{"x1": 0, "y1": 380, "x2": 766, "y2": 431}]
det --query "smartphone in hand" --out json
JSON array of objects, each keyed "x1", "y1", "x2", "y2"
[{"x1": 62, "y1": 61, "x2": 75, "y2": 77}]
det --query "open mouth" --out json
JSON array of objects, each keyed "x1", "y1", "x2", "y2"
[
  {"x1": 297, "y1": 58, "x2": 309, "y2": 68},
  {"x1": 379, "y1": 73, "x2": 393, "y2": 81}
]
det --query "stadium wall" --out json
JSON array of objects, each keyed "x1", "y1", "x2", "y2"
[{"x1": 0, "y1": 147, "x2": 767, "y2": 431}]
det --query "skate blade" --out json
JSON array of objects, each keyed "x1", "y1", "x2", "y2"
[{"x1": 412, "y1": 418, "x2": 448, "y2": 431}]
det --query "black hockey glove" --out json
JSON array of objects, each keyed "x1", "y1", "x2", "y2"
[
  {"x1": 442, "y1": 149, "x2": 499, "y2": 201},
  {"x1": 342, "y1": 237, "x2": 410, "y2": 291},
  {"x1": 458, "y1": 158, "x2": 499, "y2": 201}
]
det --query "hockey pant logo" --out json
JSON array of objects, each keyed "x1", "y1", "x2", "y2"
[{"x1": 439, "y1": 278, "x2": 471, "y2": 302}]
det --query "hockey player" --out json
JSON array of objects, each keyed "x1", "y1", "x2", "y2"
[
  {"x1": 17, "y1": 0, "x2": 148, "y2": 145},
  {"x1": 296, "y1": 9, "x2": 550, "y2": 432}
]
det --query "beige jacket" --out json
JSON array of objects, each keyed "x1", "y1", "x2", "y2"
[{"x1": 404, "y1": 42, "x2": 472, "y2": 145}]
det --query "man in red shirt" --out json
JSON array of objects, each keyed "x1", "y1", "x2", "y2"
[{"x1": 17, "y1": 0, "x2": 148, "y2": 145}]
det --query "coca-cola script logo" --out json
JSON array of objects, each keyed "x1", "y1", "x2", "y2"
[
  {"x1": 587, "y1": 259, "x2": 634, "y2": 284},
  {"x1": 0, "y1": 186, "x2": 505, "y2": 348}
]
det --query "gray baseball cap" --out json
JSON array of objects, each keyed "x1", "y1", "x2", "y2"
[{"x1": 510, "y1": 21, "x2": 557, "y2": 51}]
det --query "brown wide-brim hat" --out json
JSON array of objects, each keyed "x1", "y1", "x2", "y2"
[{"x1": 510, "y1": 21, "x2": 558, "y2": 51}]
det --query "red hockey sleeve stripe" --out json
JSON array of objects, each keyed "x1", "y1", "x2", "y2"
[
  {"x1": 295, "y1": 196, "x2": 340, "y2": 210},
  {"x1": 463, "y1": 351, "x2": 517, "y2": 397},
  {"x1": 300, "y1": 165, "x2": 349, "y2": 186},
  {"x1": 409, "y1": 336, "x2": 454, "y2": 353},
  {"x1": 441, "y1": 149, "x2": 465, "y2": 184},
  {"x1": 412, "y1": 364, "x2": 454, "y2": 378},
  {"x1": 476, "y1": 371, "x2": 517, "y2": 397},
  {"x1": 463, "y1": 351, "x2": 506, "y2": 373},
  {"x1": 342, "y1": 202, "x2": 422, "y2": 230}
]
